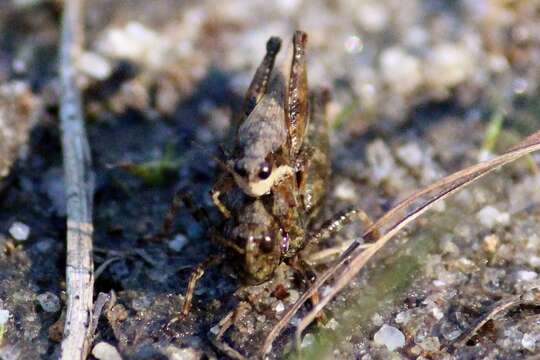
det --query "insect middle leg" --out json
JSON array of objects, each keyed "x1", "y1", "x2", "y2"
[
  {"x1": 180, "y1": 254, "x2": 224, "y2": 316},
  {"x1": 156, "y1": 190, "x2": 226, "y2": 318},
  {"x1": 157, "y1": 189, "x2": 211, "y2": 240},
  {"x1": 309, "y1": 208, "x2": 380, "y2": 247},
  {"x1": 210, "y1": 173, "x2": 235, "y2": 219}
]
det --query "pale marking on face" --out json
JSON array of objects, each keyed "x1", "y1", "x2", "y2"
[{"x1": 232, "y1": 164, "x2": 294, "y2": 197}]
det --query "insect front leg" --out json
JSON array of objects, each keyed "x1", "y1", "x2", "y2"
[{"x1": 210, "y1": 173, "x2": 235, "y2": 219}]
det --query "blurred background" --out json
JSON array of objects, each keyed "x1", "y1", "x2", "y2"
[{"x1": 1, "y1": 0, "x2": 540, "y2": 359}]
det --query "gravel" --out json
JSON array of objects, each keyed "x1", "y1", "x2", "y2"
[
  {"x1": 373, "y1": 324, "x2": 406, "y2": 351},
  {"x1": 0, "y1": 310, "x2": 10, "y2": 325},
  {"x1": 92, "y1": 342, "x2": 123, "y2": 360},
  {"x1": 36, "y1": 292, "x2": 60, "y2": 313},
  {"x1": 168, "y1": 234, "x2": 188, "y2": 252},
  {"x1": 2, "y1": 0, "x2": 540, "y2": 359},
  {"x1": 8, "y1": 222, "x2": 30, "y2": 242},
  {"x1": 476, "y1": 205, "x2": 511, "y2": 229}
]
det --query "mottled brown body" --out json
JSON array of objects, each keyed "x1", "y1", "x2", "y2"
[{"x1": 223, "y1": 90, "x2": 330, "y2": 284}]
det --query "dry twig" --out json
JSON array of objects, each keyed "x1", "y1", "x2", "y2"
[
  {"x1": 448, "y1": 288, "x2": 540, "y2": 350},
  {"x1": 59, "y1": 0, "x2": 95, "y2": 359}
]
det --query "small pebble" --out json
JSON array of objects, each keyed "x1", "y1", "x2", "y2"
[
  {"x1": 356, "y1": 2, "x2": 388, "y2": 33},
  {"x1": 0, "y1": 309, "x2": 10, "y2": 325},
  {"x1": 209, "y1": 324, "x2": 220, "y2": 336},
  {"x1": 168, "y1": 234, "x2": 188, "y2": 252},
  {"x1": 288, "y1": 289, "x2": 300, "y2": 303},
  {"x1": 516, "y1": 270, "x2": 538, "y2": 282},
  {"x1": 396, "y1": 142, "x2": 424, "y2": 168},
  {"x1": 529, "y1": 256, "x2": 540, "y2": 268},
  {"x1": 373, "y1": 324, "x2": 405, "y2": 351},
  {"x1": 274, "y1": 301, "x2": 285, "y2": 313},
  {"x1": 8, "y1": 222, "x2": 30, "y2": 241},
  {"x1": 425, "y1": 43, "x2": 473, "y2": 90},
  {"x1": 334, "y1": 181, "x2": 357, "y2": 201},
  {"x1": 477, "y1": 206, "x2": 510, "y2": 229},
  {"x1": 366, "y1": 140, "x2": 395, "y2": 184},
  {"x1": 395, "y1": 311, "x2": 411, "y2": 324},
  {"x1": 37, "y1": 292, "x2": 61, "y2": 313},
  {"x1": 78, "y1": 52, "x2": 112, "y2": 80},
  {"x1": 163, "y1": 345, "x2": 203, "y2": 360},
  {"x1": 380, "y1": 47, "x2": 422, "y2": 95},
  {"x1": 440, "y1": 237, "x2": 459, "y2": 255},
  {"x1": 324, "y1": 318, "x2": 339, "y2": 330},
  {"x1": 92, "y1": 342, "x2": 122, "y2": 360},
  {"x1": 431, "y1": 307, "x2": 444, "y2": 320},
  {"x1": 301, "y1": 333, "x2": 315, "y2": 349},
  {"x1": 371, "y1": 313, "x2": 384, "y2": 326},
  {"x1": 433, "y1": 280, "x2": 446, "y2": 287},
  {"x1": 522, "y1": 333, "x2": 537, "y2": 352},
  {"x1": 344, "y1": 35, "x2": 363, "y2": 54},
  {"x1": 482, "y1": 234, "x2": 499, "y2": 253}
]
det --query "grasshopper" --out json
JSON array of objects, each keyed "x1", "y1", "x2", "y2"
[
  {"x1": 163, "y1": 32, "x2": 378, "y2": 359},
  {"x1": 211, "y1": 31, "x2": 310, "y2": 213}
]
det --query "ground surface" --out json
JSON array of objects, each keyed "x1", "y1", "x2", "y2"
[{"x1": 1, "y1": 0, "x2": 540, "y2": 359}]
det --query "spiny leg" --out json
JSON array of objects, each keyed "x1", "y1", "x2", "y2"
[
  {"x1": 289, "y1": 209, "x2": 378, "y2": 335},
  {"x1": 309, "y1": 208, "x2": 379, "y2": 247},
  {"x1": 180, "y1": 255, "x2": 224, "y2": 316},
  {"x1": 305, "y1": 239, "x2": 371, "y2": 265},
  {"x1": 285, "y1": 31, "x2": 309, "y2": 159}
]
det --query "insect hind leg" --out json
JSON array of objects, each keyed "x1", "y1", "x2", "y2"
[{"x1": 308, "y1": 208, "x2": 380, "y2": 247}]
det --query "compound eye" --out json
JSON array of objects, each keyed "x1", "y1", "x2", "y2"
[
  {"x1": 260, "y1": 235, "x2": 274, "y2": 253},
  {"x1": 234, "y1": 161, "x2": 247, "y2": 177},
  {"x1": 258, "y1": 161, "x2": 272, "y2": 180}
]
